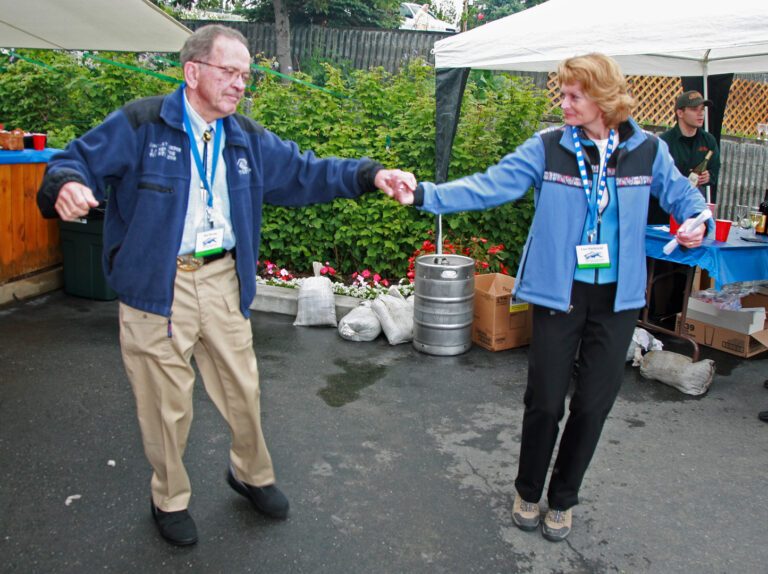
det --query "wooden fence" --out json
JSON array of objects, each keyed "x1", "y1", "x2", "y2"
[
  {"x1": 718, "y1": 139, "x2": 768, "y2": 221},
  {"x1": 184, "y1": 20, "x2": 450, "y2": 75}
]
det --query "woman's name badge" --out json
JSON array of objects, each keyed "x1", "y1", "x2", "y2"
[
  {"x1": 576, "y1": 243, "x2": 610, "y2": 269},
  {"x1": 195, "y1": 227, "x2": 224, "y2": 257}
]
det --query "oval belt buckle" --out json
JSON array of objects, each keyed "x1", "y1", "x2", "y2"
[{"x1": 177, "y1": 254, "x2": 204, "y2": 271}]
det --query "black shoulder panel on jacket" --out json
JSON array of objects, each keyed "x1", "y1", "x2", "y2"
[
  {"x1": 233, "y1": 114, "x2": 266, "y2": 136},
  {"x1": 121, "y1": 96, "x2": 166, "y2": 131},
  {"x1": 540, "y1": 127, "x2": 581, "y2": 179},
  {"x1": 618, "y1": 129, "x2": 659, "y2": 178}
]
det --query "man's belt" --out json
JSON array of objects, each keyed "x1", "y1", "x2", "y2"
[{"x1": 176, "y1": 248, "x2": 235, "y2": 271}]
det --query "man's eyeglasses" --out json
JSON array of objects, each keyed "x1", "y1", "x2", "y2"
[{"x1": 192, "y1": 60, "x2": 251, "y2": 83}]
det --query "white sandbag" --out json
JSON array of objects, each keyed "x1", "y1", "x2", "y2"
[
  {"x1": 338, "y1": 301, "x2": 381, "y2": 342},
  {"x1": 639, "y1": 350, "x2": 715, "y2": 396},
  {"x1": 625, "y1": 327, "x2": 664, "y2": 366},
  {"x1": 371, "y1": 287, "x2": 413, "y2": 345},
  {"x1": 293, "y1": 276, "x2": 337, "y2": 327}
]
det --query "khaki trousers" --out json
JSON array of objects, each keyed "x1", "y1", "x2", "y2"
[{"x1": 119, "y1": 254, "x2": 274, "y2": 512}]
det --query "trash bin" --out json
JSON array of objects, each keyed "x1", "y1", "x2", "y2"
[
  {"x1": 412, "y1": 254, "x2": 475, "y2": 356},
  {"x1": 59, "y1": 218, "x2": 116, "y2": 300}
]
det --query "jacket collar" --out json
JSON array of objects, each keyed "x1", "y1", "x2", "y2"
[
  {"x1": 557, "y1": 118, "x2": 647, "y2": 153},
  {"x1": 160, "y1": 84, "x2": 248, "y2": 148}
]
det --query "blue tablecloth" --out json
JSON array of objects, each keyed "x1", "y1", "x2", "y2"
[
  {"x1": 0, "y1": 148, "x2": 58, "y2": 165},
  {"x1": 646, "y1": 225, "x2": 768, "y2": 289}
]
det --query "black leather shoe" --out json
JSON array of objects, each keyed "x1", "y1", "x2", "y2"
[
  {"x1": 759, "y1": 411, "x2": 768, "y2": 423},
  {"x1": 151, "y1": 501, "x2": 198, "y2": 546},
  {"x1": 227, "y1": 465, "x2": 289, "y2": 519}
]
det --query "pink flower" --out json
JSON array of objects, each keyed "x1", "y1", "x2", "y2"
[
  {"x1": 373, "y1": 273, "x2": 381, "y2": 283},
  {"x1": 478, "y1": 13, "x2": 484, "y2": 20},
  {"x1": 362, "y1": 269, "x2": 371, "y2": 279}
]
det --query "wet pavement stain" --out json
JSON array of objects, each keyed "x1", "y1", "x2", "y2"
[
  {"x1": 318, "y1": 359, "x2": 387, "y2": 407},
  {"x1": 624, "y1": 417, "x2": 646, "y2": 428}
]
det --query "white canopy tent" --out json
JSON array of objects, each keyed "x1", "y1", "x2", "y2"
[
  {"x1": 431, "y1": 0, "x2": 768, "y2": 185},
  {"x1": 434, "y1": 0, "x2": 768, "y2": 78},
  {"x1": 0, "y1": 0, "x2": 190, "y2": 52}
]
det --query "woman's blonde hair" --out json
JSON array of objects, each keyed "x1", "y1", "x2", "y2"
[{"x1": 557, "y1": 53, "x2": 636, "y2": 128}]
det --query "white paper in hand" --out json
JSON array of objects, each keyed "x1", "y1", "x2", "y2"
[{"x1": 662, "y1": 208, "x2": 712, "y2": 255}]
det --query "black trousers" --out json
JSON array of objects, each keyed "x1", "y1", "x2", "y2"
[{"x1": 514, "y1": 281, "x2": 638, "y2": 511}]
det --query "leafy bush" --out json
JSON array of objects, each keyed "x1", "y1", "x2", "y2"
[
  {"x1": 0, "y1": 50, "x2": 180, "y2": 136},
  {"x1": 251, "y1": 59, "x2": 548, "y2": 279}
]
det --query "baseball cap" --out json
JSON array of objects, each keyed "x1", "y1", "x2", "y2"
[{"x1": 675, "y1": 90, "x2": 712, "y2": 110}]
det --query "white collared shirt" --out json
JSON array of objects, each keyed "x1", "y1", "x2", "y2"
[{"x1": 178, "y1": 92, "x2": 235, "y2": 255}]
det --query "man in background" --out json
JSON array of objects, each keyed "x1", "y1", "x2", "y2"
[
  {"x1": 646, "y1": 90, "x2": 722, "y2": 321},
  {"x1": 649, "y1": 90, "x2": 721, "y2": 223}
]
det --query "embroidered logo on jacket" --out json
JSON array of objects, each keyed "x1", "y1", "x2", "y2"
[
  {"x1": 237, "y1": 158, "x2": 251, "y2": 175},
  {"x1": 148, "y1": 141, "x2": 181, "y2": 161}
]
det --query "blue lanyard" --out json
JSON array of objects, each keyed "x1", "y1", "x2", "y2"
[
  {"x1": 182, "y1": 102, "x2": 222, "y2": 211},
  {"x1": 571, "y1": 126, "x2": 615, "y2": 243}
]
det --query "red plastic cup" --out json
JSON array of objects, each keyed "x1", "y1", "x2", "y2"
[
  {"x1": 714, "y1": 219, "x2": 731, "y2": 242},
  {"x1": 669, "y1": 215, "x2": 681, "y2": 234},
  {"x1": 32, "y1": 133, "x2": 46, "y2": 150}
]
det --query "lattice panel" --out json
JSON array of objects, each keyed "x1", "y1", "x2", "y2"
[
  {"x1": 723, "y1": 78, "x2": 768, "y2": 137},
  {"x1": 627, "y1": 76, "x2": 682, "y2": 126},
  {"x1": 544, "y1": 73, "x2": 768, "y2": 137}
]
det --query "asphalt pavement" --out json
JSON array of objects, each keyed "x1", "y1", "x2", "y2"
[{"x1": 1, "y1": 289, "x2": 766, "y2": 574}]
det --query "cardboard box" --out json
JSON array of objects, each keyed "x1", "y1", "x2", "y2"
[
  {"x1": 473, "y1": 274, "x2": 533, "y2": 351},
  {"x1": 686, "y1": 294, "x2": 767, "y2": 335},
  {"x1": 677, "y1": 312, "x2": 768, "y2": 358}
]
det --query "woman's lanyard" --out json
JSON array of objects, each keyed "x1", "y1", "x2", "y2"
[
  {"x1": 182, "y1": 104, "x2": 223, "y2": 227},
  {"x1": 571, "y1": 125, "x2": 615, "y2": 243}
]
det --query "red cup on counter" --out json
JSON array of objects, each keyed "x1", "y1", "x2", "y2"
[
  {"x1": 669, "y1": 214, "x2": 681, "y2": 234},
  {"x1": 714, "y1": 219, "x2": 731, "y2": 242},
  {"x1": 32, "y1": 133, "x2": 46, "y2": 150}
]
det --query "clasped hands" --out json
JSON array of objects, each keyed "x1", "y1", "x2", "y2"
[{"x1": 374, "y1": 169, "x2": 416, "y2": 205}]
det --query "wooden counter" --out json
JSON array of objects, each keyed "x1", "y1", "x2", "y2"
[{"x1": 0, "y1": 149, "x2": 60, "y2": 284}]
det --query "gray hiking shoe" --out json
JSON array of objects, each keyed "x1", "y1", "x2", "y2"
[
  {"x1": 541, "y1": 508, "x2": 572, "y2": 542},
  {"x1": 512, "y1": 493, "x2": 540, "y2": 531}
]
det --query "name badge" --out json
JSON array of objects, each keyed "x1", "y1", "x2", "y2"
[
  {"x1": 576, "y1": 243, "x2": 610, "y2": 269},
  {"x1": 195, "y1": 227, "x2": 224, "y2": 257}
]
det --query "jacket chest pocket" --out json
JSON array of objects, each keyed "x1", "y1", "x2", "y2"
[{"x1": 139, "y1": 181, "x2": 174, "y2": 194}]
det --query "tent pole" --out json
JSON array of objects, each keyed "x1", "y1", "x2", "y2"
[
  {"x1": 434, "y1": 67, "x2": 471, "y2": 255},
  {"x1": 702, "y1": 50, "x2": 710, "y2": 132}
]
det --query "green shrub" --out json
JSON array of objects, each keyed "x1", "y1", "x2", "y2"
[
  {"x1": 0, "y1": 50, "x2": 180, "y2": 137},
  {"x1": 252, "y1": 60, "x2": 548, "y2": 278}
]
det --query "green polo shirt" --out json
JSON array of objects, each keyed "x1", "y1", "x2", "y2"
[
  {"x1": 659, "y1": 124, "x2": 721, "y2": 188},
  {"x1": 646, "y1": 124, "x2": 721, "y2": 224}
]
